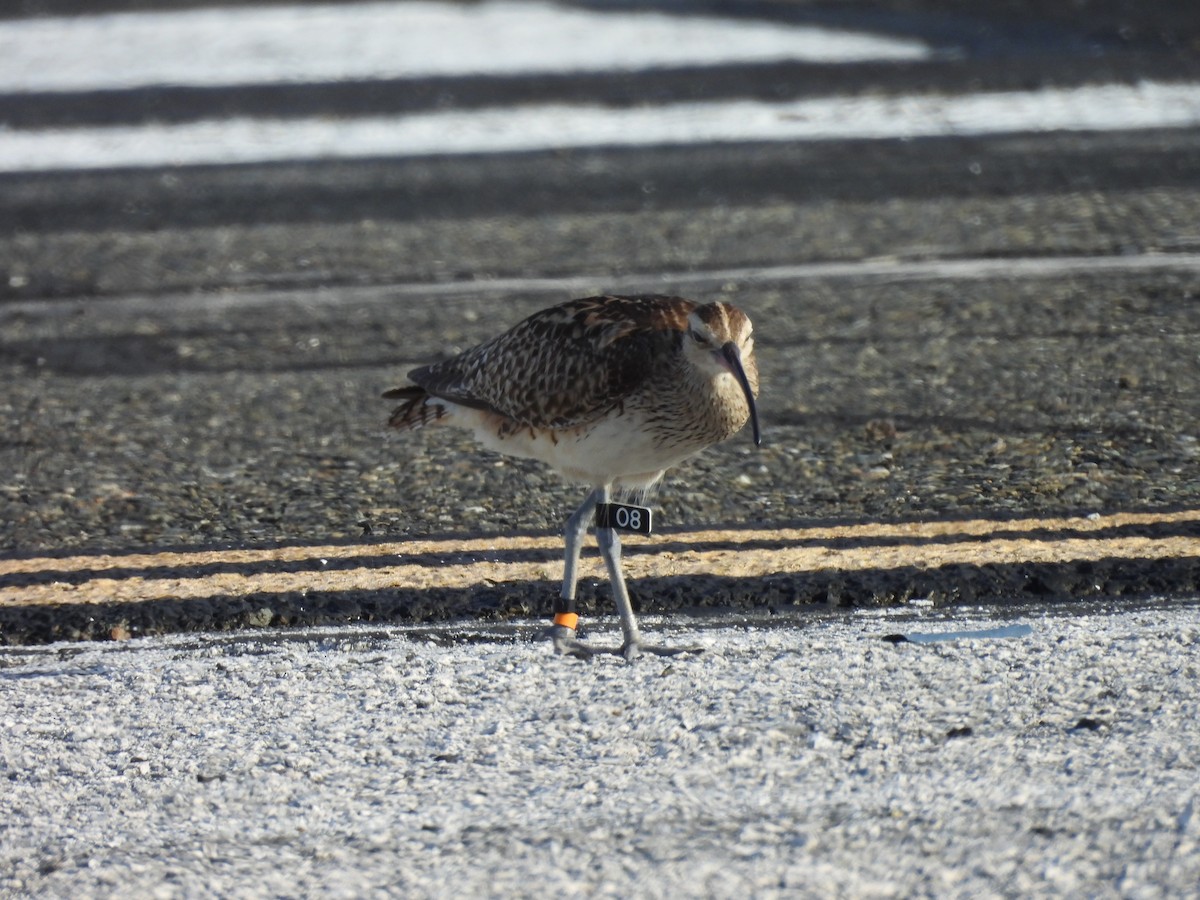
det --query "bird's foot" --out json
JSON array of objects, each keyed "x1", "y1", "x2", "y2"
[
  {"x1": 545, "y1": 625, "x2": 704, "y2": 661},
  {"x1": 546, "y1": 624, "x2": 597, "y2": 660},
  {"x1": 620, "y1": 640, "x2": 705, "y2": 661}
]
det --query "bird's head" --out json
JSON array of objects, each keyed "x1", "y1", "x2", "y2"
[{"x1": 683, "y1": 302, "x2": 760, "y2": 446}]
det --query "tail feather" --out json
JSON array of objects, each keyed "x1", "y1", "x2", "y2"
[{"x1": 383, "y1": 385, "x2": 448, "y2": 430}]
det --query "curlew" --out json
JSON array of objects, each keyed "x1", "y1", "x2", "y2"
[{"x1": 384, "y1": 293, "x2": 760, "y2": 659}]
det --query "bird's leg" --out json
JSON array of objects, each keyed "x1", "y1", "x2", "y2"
[
  {"x1": 593, "y1": 501, "x2": 645, "y2": 656},
  {"x1": 558, "y1": 487, "x2": 600, "y2": 613},
  {"x1": 547, "y1": 487, "x2": 602, "y2": 659},
  {"x1": 593, "y1": 486, "x2": 703, "y2": 661},
  {"x1": 547, "y1": 485, "x2": 702, "y2": 661}
]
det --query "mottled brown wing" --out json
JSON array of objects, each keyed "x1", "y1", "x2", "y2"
[{"x1": 407, "y1": 295, "x2": 694, "y2": 429}]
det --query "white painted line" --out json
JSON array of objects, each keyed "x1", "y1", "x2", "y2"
[
  {"x1": 322, "y1": 251, "x2": 1200, "y2": 306},
  {"x1": 2, "y1": 80, "x2": 1199, "y2": 173},
  {"x1": 0, "y1": 0, "x2": 929, "y2": 93},
  {"x1": 8, "y1": 253, "x2": 1200, "y2": 319}
]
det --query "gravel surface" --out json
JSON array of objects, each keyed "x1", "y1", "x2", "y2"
[{"x1": 2, "y1": 601, "x2": 1198, "y2": 898}]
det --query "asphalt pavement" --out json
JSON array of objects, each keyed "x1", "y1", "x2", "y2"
[
  {"x1": 3, "y1": 2, "x2": 1200, "y2": 573},
  {"x1": 2, "y1": 1, "x2": 1200, "y2": 895}
]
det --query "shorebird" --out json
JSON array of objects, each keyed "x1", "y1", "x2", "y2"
[{"x1": 384, "y1": 293, "x2": 760, "y2": 659}]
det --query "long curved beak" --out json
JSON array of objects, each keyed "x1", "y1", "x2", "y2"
[{"x1": 720, "y1": 341, "x2": 761, "y2": 447}]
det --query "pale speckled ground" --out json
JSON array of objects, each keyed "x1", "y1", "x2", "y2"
[{"x1": 2, "y1": 601, "x2": 1197, "y2": 898}]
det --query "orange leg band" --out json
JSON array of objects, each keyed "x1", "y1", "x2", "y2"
[{"x1": 553, "y1": 612, "x2": 579, "y2": 631}]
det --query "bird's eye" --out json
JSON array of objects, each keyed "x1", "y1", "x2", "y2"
[{"x1": 689, "y1": 330, "x2": 706, "y2": 346}]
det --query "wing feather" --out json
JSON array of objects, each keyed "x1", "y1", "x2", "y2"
[{"x1": 407, "y1": 295, "x2": 693, "y2": 429}]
